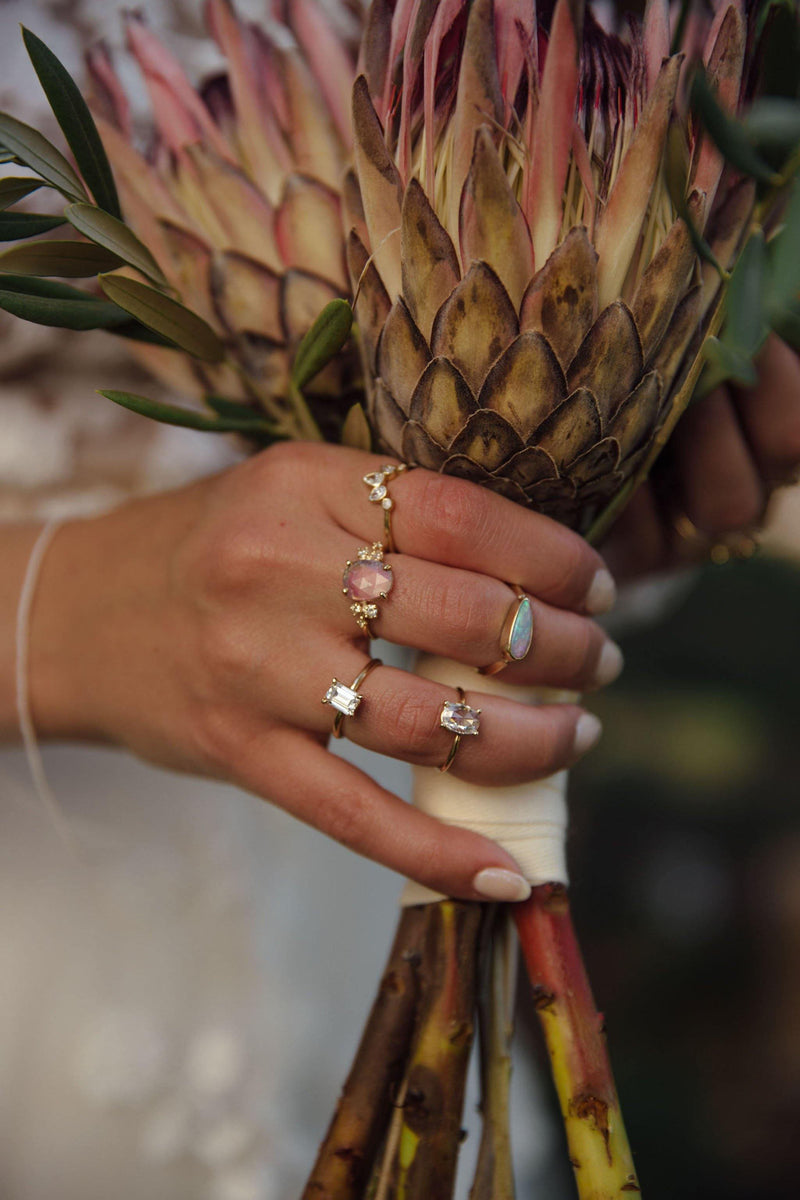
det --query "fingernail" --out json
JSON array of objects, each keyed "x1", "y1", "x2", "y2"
[
  {"x1": 593, "y1": 640, "x2": 624, "y2": 687},
  {"x1": 585, "y1": 567, "x2": 617, "y2": 615},
  {"x1": 472, "y1": 867, "x2": 531, "y2": 903},
  {"x1": 573, "y1": 712, "x2": 603, "y2": 757}
]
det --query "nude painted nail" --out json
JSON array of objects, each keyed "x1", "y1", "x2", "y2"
[
  {"x1": 573, "y1": 712, "x2": 603, "y2": 757},
  {"x1": 472, "y1": 867, "x2": 531, "y2": 903},
  {"x1": 585, "y1": 567, "x2": 617, "y2": 615},
  {"x1": 593, "y1": 640, "x2": 624, "y2": 687}
]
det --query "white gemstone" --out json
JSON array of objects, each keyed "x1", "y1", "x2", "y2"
[
  {"x1": 363, "y1": 471, "x2": 385, "y2": 487},
  {"x1": 441, "y1": 701, "x2": 481, "y2": 735},
  {"x1": 324, "y1": 680, "x2": 362, "y2": 716},
  {"x1": 369, "y1": 484, "x2": 387, "y2": 502},
  {"x1": 381, "y1": 497, "x2": 393, "y2": 510}
]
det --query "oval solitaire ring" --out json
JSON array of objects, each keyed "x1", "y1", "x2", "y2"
[
  {"x1": 343, "y1": 543, "x2": 394, "y2": 637},
  {"x1": 479, "y1": 584, "x2": 533, "y2": 676},
  {"x1": 439, "y1": 687, "x2": 481, "y2": 773}
]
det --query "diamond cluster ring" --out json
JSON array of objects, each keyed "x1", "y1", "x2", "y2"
[
  {"x1": 362, "y1": 462, "x2": 407, "y2": 553},
  {"x1": 323, "y1": 658, "x2": 383, "y2": 738},
  {"x1": 439, "y1": 687, "x2": 481, "y2": 773}
]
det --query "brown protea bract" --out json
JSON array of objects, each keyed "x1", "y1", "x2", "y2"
[{"x1": 350, "y1": 0, "x2": 752, "y2": 532}]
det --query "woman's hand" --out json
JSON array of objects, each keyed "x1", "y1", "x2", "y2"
[
  {"x1": 27, "y1": 443, "x2": 620, "y2": 902},
  {"x1": 603, "y1": 335, "x2": 800, "y2": 579}
]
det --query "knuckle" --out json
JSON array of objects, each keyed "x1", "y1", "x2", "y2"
[
  {"x1": 322, "y1": 785, "x2": 371, "y2": 854},
  {"x1": 186, "y1": 702, "x2": 242, "y2": 776},
  {"x1": 386, "y1": 690, "x2": 439, "y2": 757},
  {"x1": 410, "y1": 473, "x2": 494, "y2": 552}
]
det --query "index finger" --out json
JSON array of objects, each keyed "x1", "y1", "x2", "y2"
[{"x1": 320, "y1": 448, "x2": 616, "y2": 615}]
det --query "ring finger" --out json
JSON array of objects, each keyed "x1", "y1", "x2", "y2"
[
  {"x1": 317, "y1": 648, "x2": 601, "y2": 786},
  {"x1": 332, "y1": 531, "x2": 622, "y2": 692}
]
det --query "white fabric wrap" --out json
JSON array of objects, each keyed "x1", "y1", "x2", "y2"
[{"x1": 401, "y1": 654, "x2": 571, "y2": 906}]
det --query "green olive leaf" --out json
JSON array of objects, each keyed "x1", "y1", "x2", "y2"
[
  {"x1": 98, "y1": 389, "x2": 276, "y2": 435},
  {"x1": 0, "y1": 238, "x2": 123, "y2": 276},
  {"x1": 290, "y1": 297, "x2": 353, "y2": 391},
  {"x1": 66, "y1": 203, "x2": 167, "y2": 286},
  {"x1": 22, "y1": 27, "x2": 121, "y2": 218},
  {"x1": 0, "y1": 212, "x2": 66, "y2": 241},
  {"x1": 0, "y1": 272, "x2": 138, "y2": 329},
  {"x1": 0, "y1": 111, "x2": 88, "y2": 201},
  {"x1": 0, "y1": 177, "x2": 44, "y2": 210},
  {"x1": 99, "y1": 273, "x2": 225, "y2": 362}
]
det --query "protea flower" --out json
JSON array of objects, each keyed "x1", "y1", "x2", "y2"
[
  {"x1": 349, "y1": 0, "x2": 753, "y2": 533},
  {"x1": 86, "y1": 0, "x2": 362, "y2": 440}
]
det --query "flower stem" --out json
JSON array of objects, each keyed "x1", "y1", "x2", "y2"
[
  {"x1": 514, "y1": 884, "x2": 640, "y2": 1199},
  {"x1": 469, "y1": 906, "x2": 517, "y2": 1200},
  {"x1": 302, "y1": 905, "x2": 428, "y2": 1200},
  {"x1": 384, "y1": 900, "x2": 485, "y2": 1200}
]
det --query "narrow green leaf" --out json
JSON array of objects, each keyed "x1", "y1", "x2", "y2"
[
  {"x1": 691, "y1": 70, "x2": 780, "y2": 186},
  {"x1": 0, "y1": 273, "x2": 139, "y2": 330},
  {"x1": 0, "y1": 238, "x2": 124, "y2": 276},
  {"x1": 65, "y1": 203, "x2": 167, "y2": 286},
  {"x1": 0, "y1": 111, "x2": 88, "y2": 201},
  {"x1": 0, "y1": 149, "x2": 18, "y2": 163},
  {"x1": 205, "y1": 395, "x2": 262, "y2": 421},
  {"x1": 0, "y1": 177, "x2": 43, "y2": 210},
  {"x1": 99, "y1": 273, "x2": 225, "y2": 362},
  {"x1": 743, "y1": 98, "x2": 800, "y2": 161},
  {"x1": 291, "y1": 298, "x2": 353, "y2": 391},
  {"x1": 22, "y1": 26, "x2": 121, "y2": 218},
  {"x1": 722, "y1": 231, "x2": 768, "y2": 360},
  {"x1": 98, "y1": 390, "x2": 275, "y2": 435},
  {"x1": 767, "y1": 177, "x2": 800, "y2": 317},
  {"x1": 0, "y1": 212, "x2": 66, "y2": 241}
]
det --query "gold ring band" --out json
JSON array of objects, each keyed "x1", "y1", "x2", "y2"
[
  {"x1": 362, "y1": 463, "x2": 408, "y2": 553},
  {"x1": 439, "y1": 687, "x2": 481, "y2": 773},
  {"x1": 323, "y1": 658, "x2": 383, "y2": 738},
  {"x1": 479, "y1": 584, "x2": 534, "y2": 676}
]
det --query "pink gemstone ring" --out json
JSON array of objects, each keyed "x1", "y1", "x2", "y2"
[{"x1": 342, "y1": 542, "x2": 394, "y2": 637}]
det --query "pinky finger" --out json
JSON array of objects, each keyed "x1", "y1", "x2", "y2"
[{"x1": 237, "y1": 729, "x2": 534, "y2": 902}]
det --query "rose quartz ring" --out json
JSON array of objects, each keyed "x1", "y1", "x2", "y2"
[{"x1": 343, "y1": 542, "x2": 394, "y2": 637}]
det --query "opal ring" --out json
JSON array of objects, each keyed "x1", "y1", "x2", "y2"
[
  {"x1": 362, "y1": 462, "x2": 408, "y2": 553},
  {"x1": 323, "y1": 658, "x2": 383, "y2": 738},
  {"x1": 478, "y1": 584, "x2": 533, "y2": 676},
  {"x1": 439, "y1": 687, "x2": 481, "y2": 773},
  {"x1": 342, "y1": 543, "x2": 394, "y2": 637}
]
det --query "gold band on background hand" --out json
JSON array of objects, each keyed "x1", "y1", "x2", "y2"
[
  {"x1": 362, "y1": 463, "x2": 408, "y2": 553},
  {"x1": 479, "y1": 584, "x2": 534, "y2": 676},
  {"x1": 672, "y1": 512, "x2": 759, "y2": 566},
  {"x1": 323, "y1": 658, "x2": 383, "y2": 738},
  {"x1": 439, "y1": 687, "x2": 481, "y2": 773}
]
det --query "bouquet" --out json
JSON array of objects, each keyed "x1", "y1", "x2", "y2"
[{"x1": 1, "y1": 1, "x2": 799, "y2": 1196}]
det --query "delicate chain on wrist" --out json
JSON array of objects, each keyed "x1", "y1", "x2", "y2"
[{"x1": 15, "y1": 518, "x2": 73, "y2": 847}]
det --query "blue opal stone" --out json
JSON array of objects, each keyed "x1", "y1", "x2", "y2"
[{"x1": 507, "y1": 596, "x2": 533, "y2": 660}]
